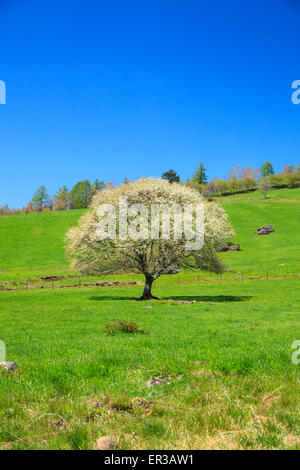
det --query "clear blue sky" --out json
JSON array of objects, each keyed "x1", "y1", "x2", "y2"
[{"x1": 1, "y1": 0, "x2": 300, "y2": 207}]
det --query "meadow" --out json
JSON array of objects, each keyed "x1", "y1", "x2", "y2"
[
  {"x1": 0, "y1": 188, "x2": 299, "y2": 284},
  {"x1": 0, "y1": 188, "x2": 299, "y2": 449}
]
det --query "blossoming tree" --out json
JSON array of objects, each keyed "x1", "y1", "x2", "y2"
[{"x1": 66, "y1": 178, "x2": 234, "y2": 299}]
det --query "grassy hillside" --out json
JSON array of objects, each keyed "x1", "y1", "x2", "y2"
[
  {"x1": 218, "y1": 187, "x2": 300, "y2": 201},
  {"x1": 0, "y1": 209, "x2": 85, "y2": 281},
  {"x1": 0, "y1": 187, "x2": 299, "y2": 281},
  {"x1": 221, "y1": 192, "x2": 300, "y2": 275}
]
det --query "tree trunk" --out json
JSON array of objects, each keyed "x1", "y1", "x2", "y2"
[{"x1": 140, "y1": 275, "x2": 154, "y2": 300}]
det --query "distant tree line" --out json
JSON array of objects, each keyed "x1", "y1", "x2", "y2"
[
  {"x1": 0, "y1": 179, "x2": 115, "y2": 215},
  {"x1": 161, "y1": 161, "x2": 300, "y2": 198},
  {"x1": 201, "y1": 162, "x2": 300, "y2": 198},
  {"x1": 1, "y1": 162, "x2": 300, "y2": 215}
]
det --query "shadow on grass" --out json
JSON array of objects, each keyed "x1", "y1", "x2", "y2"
[
  {"x1": 89, "y1": 295, "x2": 252, "y2": 303},
  {"x1": 89, "y1": 296, "x2": 144, "y2": 301},
  {"x1": 163, "y1": 295, "x2": 252, "y2": 302}
]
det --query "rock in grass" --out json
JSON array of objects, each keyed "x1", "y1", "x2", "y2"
[
  {"x1": 220, "y1": 243, "x2": 241, "y2": 252},
  {"x1": 0, "y1": 362, "x2": 19, "y2": 371},
  {"x1": 228, "y1": 244, "x2": 241, "y2": 251},
  {"x1": 255, "y1": 224, "x2": 275, "y2": 235},
  {"x1": 147, "y1": 378, "x2": 165, "y2": 387},
  {"x1": 94, "y1": 436, "x2": 117, "y2": 450}
]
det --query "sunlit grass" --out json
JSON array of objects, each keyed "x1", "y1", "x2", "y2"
[
  {"x1": 0, "y1": 187, "x2": 299, "y2": 449},
  {"x1": 0, "y1": 279, "x2": 299, "y2": 449}
]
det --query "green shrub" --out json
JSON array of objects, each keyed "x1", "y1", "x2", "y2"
[{"x1": 103, "y1": 319, "x2": 146, "y2": 336}]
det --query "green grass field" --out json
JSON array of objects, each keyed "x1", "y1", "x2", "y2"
[
  {"x1": 0, "y1": 188, "x2": 299, "y2": 283},
  {"x1": 0, "y1": 188, "x2": 299, "y2": 449},
  {"x1": 0, "y1": 210, "x2": 83, "y2": 282}
]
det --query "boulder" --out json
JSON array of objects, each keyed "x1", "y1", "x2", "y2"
[
  {"x1": 256, "y1": 225, "x2": 275, "y2": 235},
  {"x1": 94, "y1": 437, "x2": 117, "y2": 450},
  {"x1": 228, "y1": 244, "x2": 241, "y2": 251},
  {"x1": 220, "y1": 243, "x2": 240, "y2": 252}
]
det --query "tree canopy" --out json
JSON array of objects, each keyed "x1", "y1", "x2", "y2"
[
  {"x1": 66, "y1": 178, "x2": 234, "y2": 299},
  {"x1": 161, "y1": 169, "x2": 180, "y2": 184},
  {"x1": 69, "y1": 180, "x2": 92, "y2": 209},
  {"x1": 191, "y1": 163, "x2": 207, "y2": 185},
  {"x1": 32, "y1": 186, "x2": 49, "y2": 209},
  {"x1": 261, "y1": 161, "x2": 274, "y2": 177}
]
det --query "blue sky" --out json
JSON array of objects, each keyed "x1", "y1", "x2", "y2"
[{"x1": 0, "y1": 0, "x2": 300, "y2": 207}]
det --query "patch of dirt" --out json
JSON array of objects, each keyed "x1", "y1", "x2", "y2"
[
  {"x1": 40, "y1": 275, "x2": 65, "y2": 281},
  {"x1": 131, "y1": 398, "x2": 154, "y2": 409},
  {"x1": 53, "y1": 419, "x2": 66, "y2": 429},
  {"x1": 147, "y1": 377, "x2": 167, "y2": 387},
  {"x1": 84, "y1": 412, "x2": 101, "y2": 422}
]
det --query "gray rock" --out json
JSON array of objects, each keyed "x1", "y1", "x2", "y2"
[
  {"x1": 147, "y1": 377, "x2": 165, "y2": 387},
  {"x1": 257, "y1": 228, "x2": 269, "y2": 235},
  {"x1": 94, "y1": 436, "x2": 117, "y2": 450},
  {"x1": 256, "y1": 224, "x2": 275, "y2": 235}
]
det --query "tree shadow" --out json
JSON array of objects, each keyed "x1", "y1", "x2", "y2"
[
  {"x1": 89, "y1": 296, "x2": 141, "y2": 301},
  {"x1": 89, "y1": 295, "x2": 252, "y2": 302},
  {"x1": 163, "y1": 295, "x2": 252, "y2": 302}
]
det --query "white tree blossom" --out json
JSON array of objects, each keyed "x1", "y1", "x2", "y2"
[{"x1": 66, "y1": 178, "x2": 234, "y2": 299}]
